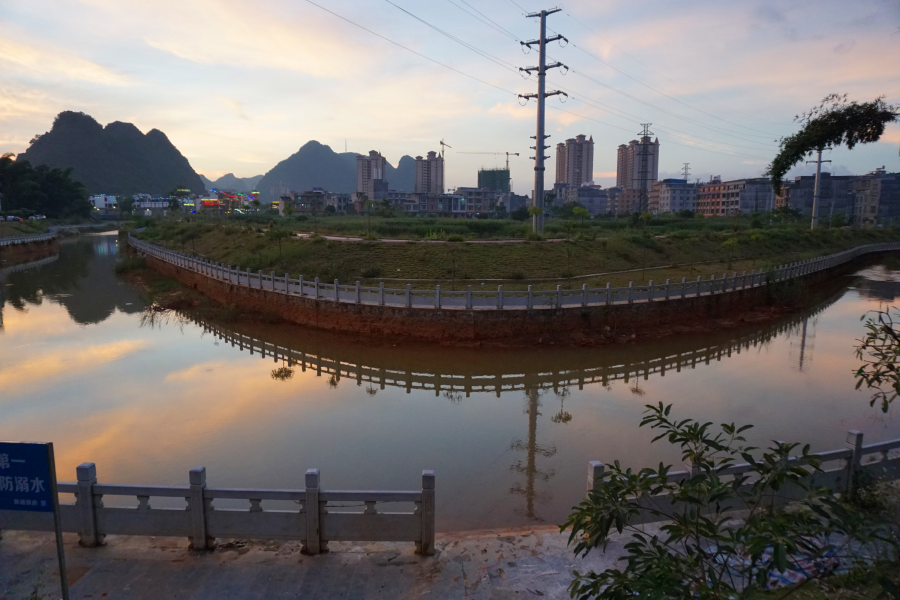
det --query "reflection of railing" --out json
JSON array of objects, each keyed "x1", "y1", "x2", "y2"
[
  {"x1": 586, "y1": 432, "x2": 900, "y2": 524},
  {"x1": 0, "y1": 465, "x2": 435, "y2": 555},
  {"x1": 0, "y1": 232, "x2": 57, "y2": 247},
  {"x1": 185, "y1": 294, "x2": 840, "y2": 396},
  {"x1": 129, "y1": 233, "x2": 900, "y2": 310},
  {"x1": 0, "y1": 254, "x2": 58, "y2": 281}
]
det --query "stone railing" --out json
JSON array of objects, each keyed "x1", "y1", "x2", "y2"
[
  {"x1": 0, "y1": 254, "x2": 59, "y2": 281},
  {"x1": 0, "y1": 466, "x2": 436, "y2": 555},
  {"x1": 587, "y1": 431, "x2": 900, "y2": 522},
  {"x1": 128, "y1": 234, "x2": 900, "y2": 310},
  {"x1": 0, "y1": 232, "x2": 57, "y2": 247}
]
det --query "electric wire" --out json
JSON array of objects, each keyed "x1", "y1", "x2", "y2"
[{"x1": 300, "y1": 0, "x2": 518, "y2": 96}]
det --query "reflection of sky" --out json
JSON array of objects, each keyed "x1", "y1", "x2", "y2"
[{"x1": 0, "y1": 243, "x2": 898, "y2": 531}]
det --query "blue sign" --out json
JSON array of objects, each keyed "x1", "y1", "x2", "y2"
[{"x1": 0, "y1": 442, "x2": 54, "y2": 513}]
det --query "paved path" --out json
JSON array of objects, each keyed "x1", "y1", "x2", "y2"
[{"x1": 0, "y1": 526, "x2": 630, "y2": 599}]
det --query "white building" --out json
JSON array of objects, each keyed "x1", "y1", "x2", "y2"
[
  {"x1": 650, "y1": 179, "x2": 699, "y2": 214},
  {"x1": 90, "y1": 194, "x2": 117, "y2": 210},
  {"x1": 616, "y1": 137, "x2": 660, "y2": 190},
  {"x1": 356, "y1": 150, "x2": 387, "y2": 199}
]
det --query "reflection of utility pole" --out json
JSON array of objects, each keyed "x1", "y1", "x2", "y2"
[
  {"x1": 509, "y1": 388, "x2": 556, "y2": 520},
  {"x1": 807, "y1": 148, "x2": 831, "y2": 230},
  {"x1": 798, "y1": 317, "x2": 807, "y2": 371}
]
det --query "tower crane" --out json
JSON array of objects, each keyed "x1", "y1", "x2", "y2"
[{"x1": 457, "y1": 151, "x2": 520, "y2": 170}]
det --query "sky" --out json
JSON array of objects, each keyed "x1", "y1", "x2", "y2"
[{"x1": 1, "y1": 0, "x2": 899, "y2": 192}]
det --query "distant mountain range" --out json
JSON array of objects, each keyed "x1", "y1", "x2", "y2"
[
  {"x1": 199, "y1": 173, "x2": 264, "y2": 192},
  {"x1": 18, "y1": 111, "x2": 206, "y2": 196},
  {"x1": 256, "y1": 141, "x2": 416, "y2": 200}
]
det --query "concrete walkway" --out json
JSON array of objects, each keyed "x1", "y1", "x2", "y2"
[{"x1": 0, "y1": 527, "x2": 629, "y2": 599}]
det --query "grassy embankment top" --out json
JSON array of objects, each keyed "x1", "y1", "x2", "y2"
[{"x1": 130, "y1": 215, "x2": 900, "y2": 290}]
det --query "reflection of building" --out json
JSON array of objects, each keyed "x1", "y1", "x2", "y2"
[
  {"x1": 555, "y1": 134, "x2": 594, "y2": 187},
  {"x1": 415, "y1": 151, "x2": 444, "y2": 194}
]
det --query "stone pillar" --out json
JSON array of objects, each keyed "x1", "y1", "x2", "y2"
[
  {"x1": 189, "y1": 467, "x2": 211, "y2": 550},
  {"x1": 498, "y1": 285, "x2": 504, "y2": 309},
  {"x1": 76, "y1": 463, "x2": 103, "y2": 547},
  {"x1": 435, "y1": 285, "x2": 441, "y2": 309},
  {"x1": 587, "y1": 461, "x2": 605, "y2": 493},
  {"x1": 466, "y1": 285, "x2": 472, "y2": 309},
  {"x1": 846, "y1": 430, "x2": 864, "y2": 496},
  {"x1": 334, "y1": 279, "x2": 340, "y2": 302},
  {"x1": 406, "y1": 284, "x2": 412, "y2": 308},
  {"x1": 582, "y1": 284, "x2": 588, "y2": 307},
  {"x1": 418, "y1": 470, "x2": 435, "y2": 556},
  {"x1": 304, "y1": 469, "x2": 321, "y2": 555}
]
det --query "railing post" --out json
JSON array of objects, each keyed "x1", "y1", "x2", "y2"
[
  {"x1": 587, "y1": 461, "x2": 605, "y2": 493},
  {"x1": 271, "y1": 271, "x2": 276, "y2": 292},
  {"x1": 247, "y1": 268, "x2": 251, "y2": 287},
  {"x1": 418, "y1": 470, "x2": 435, "y2": 556},
  {"x1": 696, "y1": 275, "x2": 702, "y2": 295},
  {"x1": 257, "y1": 270, "x2": 263, "y2": 289},
  {"x1": 189, "y1": 467, "x2": 210, "y2": 550},
  {"x1": 304, "y1": 469, "x2": 321, "y2": 555},
  {"x1": 605, "y1": 282, "x2": 611, "y2": 305},
  {"x1": 435, "y1": 284, "x2": 441, "y2": 309},
  {"x1": 628, "y1": 281, "x2": 634, "y2": 303},
  {"x1": 356, "y1": 281, "x2": 361, "y2": 304},
  {"x1": 681, "y1": 277, "x2": 687, "y2": 299},
  {"x1": 527, "y1": 285, "x2": 533, "y2": 310},
  {"x1": 665, "y1": 279, "x2": 671, "y2": 300},
  {"x1": 299, "y1": 275, "x2": 305, "y2": 296},
  {"x1": 498, "y1": 285, "x2": 504, "y2": 309},
  {"x1": 406, "y1": 284, "x2": 412, "y2": 308},
  {"x1": 76, "y1": 463, "x2": 103, "y2": 547},
  {"x1": 582, "y1": 283, "x2": 588, "y2": 307},
  {"x1": 381, "y1": 282, "x2": 386, "y2": 306},
  {"x1": 846, "y1": 430, "x2": 864, "y2": 496},
  {"x1": 648, "y1": 280, "x2": 654, "y2": 302},
  {"x1": 334, "y1": 279, "x2": 340, "y2": 302},
  {"x1": 314, "y1": 277, "x2": 319, "y2": 299},
  {"x1": 284, "y1": 273, "x2": 289, "y2": 293},
  {"x1": 556, "y1": 285, "x2": 562, "y2": 308},
  {"x1": 466, "y1": 285, "x2": 472, "y2": 309}
]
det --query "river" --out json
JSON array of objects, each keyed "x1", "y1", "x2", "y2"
[{"x1": 1, "y1": 232, "x2": 898, "y2": 531}]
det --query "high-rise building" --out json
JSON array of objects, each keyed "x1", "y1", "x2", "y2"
[
  {"x1": 415, "y1": 151, "x2": 444, "y2": 194},
  {"x1": 555, "y1": 134, "x2": 594, "y2": 187},
  {"x1": 615, "y1": 137, "x2": 660, "y2": 189},
  {"x1": 356, "y1": 150, "x2": 387, "y2": 199},
  {"x1": 478, "y1": 168, "x2": 511, "y2": 192}
]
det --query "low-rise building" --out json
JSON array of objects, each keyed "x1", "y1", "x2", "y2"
[
  {"x1": 454, "y1": 187, "x2": 498, "y2": 216},
  {"x1": 565, "y1": 185, "x2": 610, "y2": 216},
  {"x1": 697, "y1": 177, "x2": 774, "y2": 217},
  {"x1": 850, "y1": 168, "x2": 900, "y2": 227},
  {"x1": 650, "y1": 179, "x2": 699, "y2": 214},
  {"x1": 279, "y1": 188, "x2": 327, "y2": 216},
  {"x1": 781, "y1": 173, "x2": 852, "y2": 221}
]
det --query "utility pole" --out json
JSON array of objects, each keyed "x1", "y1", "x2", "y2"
[
  {"x1": 807, "y1": 148, "x2": 831, "y2": 230},
  {"x1": 519, "y1": 9, "x2": 567, "y2": 234}
]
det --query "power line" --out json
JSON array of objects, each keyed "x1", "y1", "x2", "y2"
[
  {"x1": 300, "y1": 0, "x2": 518, "y2": 96},
  {"x1": 559, "y1": 11, "x2": 789, "y2": 129},
  {"x1": 385, "y1": 0, "x2": 522, "y2": 73},
  {"x1": 457, "y1": 0, "x2": 522, "y2": 41},
  {"x1": 445, "y1": 0, "x2": 520, "y2": 41}
]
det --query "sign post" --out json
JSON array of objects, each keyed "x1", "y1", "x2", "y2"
[{"x1": 0, "y1": 442, "x2": 69, "y2": 600}]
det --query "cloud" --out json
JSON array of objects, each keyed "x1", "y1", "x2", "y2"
[
  {"x1": 488, "y1": 102, "x2": 532, "y2": 120},
  {"x1": 0, "y1": 37, "x2": 129, "y2": 86}
]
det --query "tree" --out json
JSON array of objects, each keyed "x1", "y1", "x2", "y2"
[
  {"x1": 573, "y1": 206, "x2": 590, "y2": 227},
  {"x1": 722, "y1": 237, "x2": 738, "y2": 269},
  {"x1": 181, "y1": 228, "x2": 200, "y2": 255},
  {"x1": 855, "y1": 307, "x2": 899, "y2": 412},
  {"x1": 266, "y1": 226, "x2": 291, "y2": 260},
  {"x1": 0, "y1": 156, "x2": 91, "y2": 218},
  {"x1": 562, "y1": 403, "x2": 896, "y2": 600},
  {"x1": 830, "y1": 212, "x2": 847, "y2": 228},
  {"x1": 769, "y1": 95, "x2": 899, "y2": 195},
  {"x1": 510, "y1": 206, "x2": 530, "y2": 221},
  {"x1": 363, "y1": 197, "x2": 376, "y2": 237}
]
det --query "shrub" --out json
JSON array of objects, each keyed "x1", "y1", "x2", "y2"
[
  {"x1": 445, "y1": 234, "x2": 465, "y2": 242},
  {"x1": 360, "y1": 267, "x2": 382, "y2": 278},
  {"x1": 525, "y1": 232, "x2": 543, "y2": 241}
]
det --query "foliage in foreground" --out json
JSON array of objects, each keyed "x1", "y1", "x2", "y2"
[
  {"x1": 562, "y1": 403, "x2": 898, "y2": 600},
  {"x1": 855, "y1": 307, "x2": 900, "y2": 412}
]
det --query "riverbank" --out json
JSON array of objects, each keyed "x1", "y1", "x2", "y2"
[
  {"x1": 127, "y1": 233, "x2": 899, "y2": 346},
  {"x1": 130, "y1": 221, "x2": 900, "y2": 289}
]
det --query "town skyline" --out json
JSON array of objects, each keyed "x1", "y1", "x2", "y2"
[{"x1": 2, "y1": 0, "x2": 899, "y2": 192}]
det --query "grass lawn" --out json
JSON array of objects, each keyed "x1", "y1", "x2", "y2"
[{"x1": 130, "y1": 217, "x2": 900, "y2": 290}]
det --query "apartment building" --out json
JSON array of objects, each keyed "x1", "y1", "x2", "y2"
[
  {"x1": 650, "y1": 179, "x2": 700, "y2": 214},
  {"x1": 415, "y1": 151, "x2": 444, "y2": 194},
  {"x1": 555, "y1": 134, "x2": 594, "y2": 187},
  {"x1": 697, "y1": 177, "x2": 774, "y2": 216}
]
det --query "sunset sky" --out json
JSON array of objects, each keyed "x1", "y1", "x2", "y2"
[{"x1": 2, "y1": 0, "x2": 899, "y2": 191}]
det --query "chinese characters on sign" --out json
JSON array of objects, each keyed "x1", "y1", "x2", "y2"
[{"x1": 0, "y1": 443, "x2": 54, "y2": 513}]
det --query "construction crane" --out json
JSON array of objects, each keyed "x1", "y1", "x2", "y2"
[
  {"x1": 458, "y1": 151, "x2": 520, "y2": 170},
  {"x1": 439, "y1": 139, "x2": 452, "y2": 157}
]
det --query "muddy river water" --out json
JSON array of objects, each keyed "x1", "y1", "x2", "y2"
[{"x1": 1, "y1": 233, "x2": 899, "y2": 531}]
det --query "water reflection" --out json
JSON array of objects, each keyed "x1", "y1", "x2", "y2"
[
  {"x1": 2, "y1": 236, "x2": 899, "y2": 531},
  {"x1": 0, "y1": 234, "x2": 144, "y2": 327}
]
